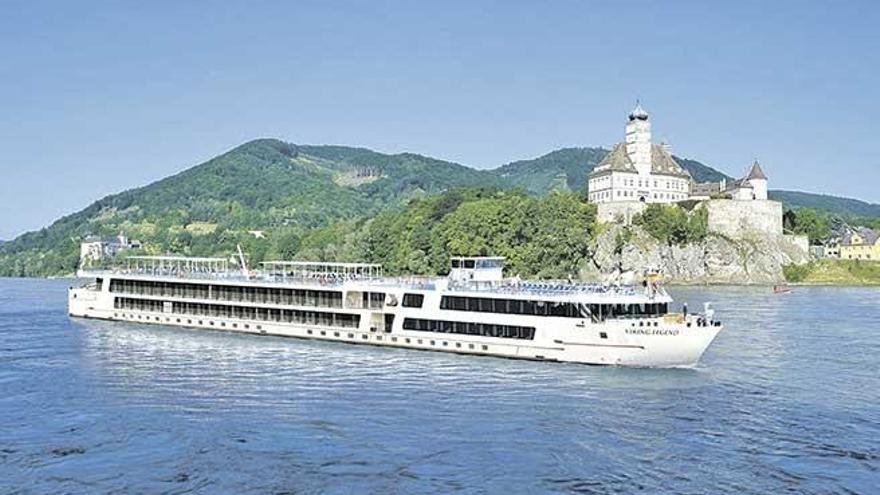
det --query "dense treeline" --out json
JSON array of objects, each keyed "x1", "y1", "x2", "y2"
[
  {"x1": 783, "y1": 207, "x2": 880, "y2": 243},
  {"x1": 0, "y1": 187, "x2": 597, "y2": 279},
  {"x1": 294, "y1": 189, "x2": 597, "y2": 279}
]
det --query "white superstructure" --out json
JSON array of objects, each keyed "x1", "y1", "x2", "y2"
[{"x1": 68, "y1": 256, "x2": 722, "y2": 367}]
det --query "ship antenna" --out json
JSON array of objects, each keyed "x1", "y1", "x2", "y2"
[{"x1": 236, "y1": 244, "x2": 250, "y2": 278}]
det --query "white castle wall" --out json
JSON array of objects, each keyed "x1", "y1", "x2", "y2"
[{"x1": 706, "y1": 199, "x2": 783, "y2": 237}]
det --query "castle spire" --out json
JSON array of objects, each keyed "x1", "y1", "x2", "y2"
[
  {"x1": 747, "y1": 159, "x2": 767, "y2": 180},
  {"x1": 629, "y1": 101, "x2": 649, "y2": 121}
]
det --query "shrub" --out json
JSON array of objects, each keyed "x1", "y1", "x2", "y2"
[{"x1": 634, "y1": 204, "x2": 708, "y2": 246}]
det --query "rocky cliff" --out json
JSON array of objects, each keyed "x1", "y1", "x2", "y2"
[{"x1": 582, "y1": 224, "x2": 810, "y2": 285}]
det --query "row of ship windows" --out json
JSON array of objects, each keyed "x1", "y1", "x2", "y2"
[
  {"x1": 441, "y1": 295, "x2": 583, "y2": 317},
  {"x1": 402, "y1": 317, "x2": 536, "y2": 340},
  {"x1": 109, "y1": 279, "x2": 386, "y2": 310},
  {"x1": 115, "y1": 312, "x2": 264, "y2": 332},
  {"x1": 114, "y1": 297, "x2": 360, "y2": 328},
  {"x1": 112, "y1": 312, "x2": 493, "y2": 352},
  {"x1": 440, "y1": 296, "x2": 668, "y2": 322},
  {"x1": 305, "y1": 329, "x2": 490, "y2": 351}
]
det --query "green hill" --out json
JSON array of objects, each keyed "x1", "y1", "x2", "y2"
[
  {"x1": 768, "y1": 190, "x2": 880, "y2": 218},
  {"x1": 0, "y1": 139, "x2": 500, "y2": 276},
  {"x1": 1, "y1": 137, "x2": 877, "y2": 277},
  {"x1": 492, "y1": 148, "x2": 730, "y2": 195},
  {"x1": 493, "y1": 147, "x2": 607, "y2": 193}
]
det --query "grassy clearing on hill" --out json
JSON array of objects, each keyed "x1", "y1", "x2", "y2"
[{"x1": 783, "y1": 259, "x2": 880, "y2": 285}]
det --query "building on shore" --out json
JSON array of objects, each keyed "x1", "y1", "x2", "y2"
[
  {"x1": 839, "y1": 227, "x2": 880, "y2": 261},
  {"x1": 589, "y1": 104, "x2": 807, "y2": 254},
  {"x1": 588, "y1": 103, "x2": 692, "y2": 205},
  {"x1": 690, "y1": 161, "x2": 768, "y2": 201},
  {"x1": 80, "y1": 232, "x2": 141, "y2": 263}
]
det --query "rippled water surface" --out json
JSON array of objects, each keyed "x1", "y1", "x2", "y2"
[{"x1": 1, "y1": 279, "x2": 878, "y2": 494}]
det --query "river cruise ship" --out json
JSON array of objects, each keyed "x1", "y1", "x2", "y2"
[{"x1": 69, "y1": 256, "x2": 722, "y2": 367}]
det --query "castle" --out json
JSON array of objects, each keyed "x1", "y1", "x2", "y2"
[
  {"x1": 587, "y1": 103, "x2": 691, "y2": 204},
  {"x1": 690, "y1": 161, "x2": 768, "y2": 201},
  {"x1": 589, "y1": 103, "x2": 770, "y2": 206},
  {"x1": 589, "y1": 104, "x2": 803, "y2": 247}
]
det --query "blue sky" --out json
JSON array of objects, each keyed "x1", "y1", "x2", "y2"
[{"x1": 1, "y1": 0, "x2": 878, "y2": 239}]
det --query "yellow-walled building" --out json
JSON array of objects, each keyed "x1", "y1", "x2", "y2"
[{"x1": 839, "y1": 228, "x2": 880, "y2": 261}]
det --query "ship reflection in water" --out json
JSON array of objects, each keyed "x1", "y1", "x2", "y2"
[{"x1": 1, "y1": 280, "x2": 878, "y2": 494}]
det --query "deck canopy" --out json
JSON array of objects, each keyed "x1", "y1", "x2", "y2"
[
  {"x1": 260, "y1": 261, "x2": 383, "y2": 280},
  {"x1": 450, "y1": 256, "x2": 505, "y2": 270},
  {"x1": 449, "y1": 256, "x2": 505, "y2": 283},
  {"x1": 126, "y1": 255, "x2": 229, "y2": 273}
]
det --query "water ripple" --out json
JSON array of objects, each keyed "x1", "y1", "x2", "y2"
[{"x1": 0, "y1": 280, "x2": 878, "y2": 493}]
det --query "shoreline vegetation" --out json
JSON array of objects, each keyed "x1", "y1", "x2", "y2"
[
  {"x1": 2, "y1": 139, "x2": 880, "y2": 283},
  {"x1": 783, "y1": 259, "x2": 880, "y2": 286}
]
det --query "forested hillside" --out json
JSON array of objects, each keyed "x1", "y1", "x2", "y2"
[
  {"x1": 1, "y1": 137, "x2": 878, "y2": 277},
  {"x1": 0, "y1": 139, "x2": 500, "y2": 276},
  {"x1": 494, "y1": 148, "x2": 607, "y2": 193},
  {"x1": 293, "y1": 189, "x2": 596, "y2": 279},
  {"x1": 493, "y1": 148, "x2": 730, "y2": 194},
  {"x1": 769, "y1": 190, "x2": 880, "y2": 218}
]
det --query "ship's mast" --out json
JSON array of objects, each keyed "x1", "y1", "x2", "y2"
[{"x1": 237, "y1": 244, "x2": 249, "y2": 278}]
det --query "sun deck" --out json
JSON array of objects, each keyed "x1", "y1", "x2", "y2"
[{"x1": 79, "y1": 255, "x2": 663, "y2": 300}]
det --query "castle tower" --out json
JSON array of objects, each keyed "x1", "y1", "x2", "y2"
[
  {"x1": 747, "y1": 160, "x2": 768, "y2": 200},
  {"x1": 625, "y1": 102, "x2": 652, "y2": 176}
]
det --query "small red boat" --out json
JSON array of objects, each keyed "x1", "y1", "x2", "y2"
[{"x1": 773, "y1": 285, "x2": 792, "y2": 294}]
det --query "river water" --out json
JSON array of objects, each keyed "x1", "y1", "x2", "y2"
[{"x1": 1, "y1": 278, "x2": 878, "y2": 494}]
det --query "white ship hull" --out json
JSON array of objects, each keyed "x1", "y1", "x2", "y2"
[{"x1": 69, "y1": 273, "x2": 721, "y2": 368}]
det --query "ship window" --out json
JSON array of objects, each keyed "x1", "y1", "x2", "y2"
[
  {"x1": 600, "y1": 332, "x2": 608, "y2": 339},
  {"x1": 402, "y1": 318, "x2": 535, "y2": 341},
  {"x1": 402, "y1": 293, "x2": 424, "y2": 308}
]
